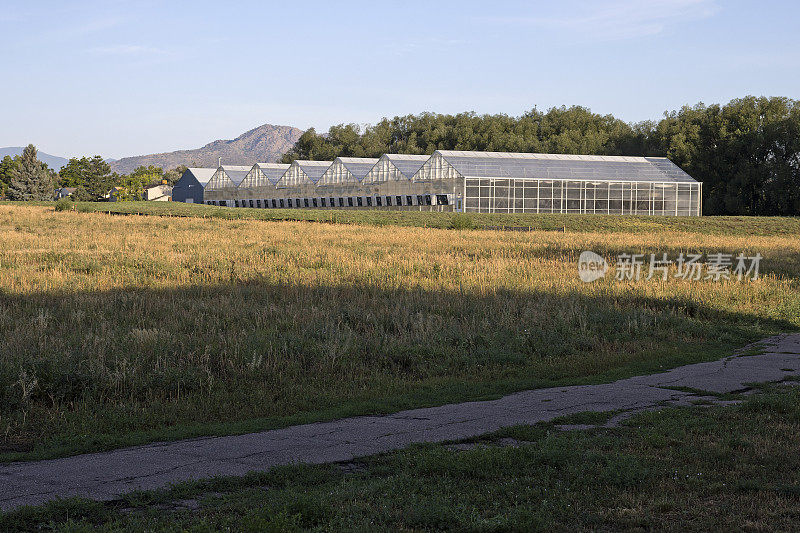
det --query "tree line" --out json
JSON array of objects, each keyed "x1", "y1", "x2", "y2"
[
  {"x1": 3, "y1": 96, "x2": 798, "y2": 215},
  {"x1": 0, "y1": 145, "x2": 186, "y2": 202},
  {"x1": 281, "y1": 96, "x2": 800, "y2": 216}
]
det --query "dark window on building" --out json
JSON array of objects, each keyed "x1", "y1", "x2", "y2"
[
  {"x1": 287, "y1": 199, "x2": 293, "y2": 208},
  {"x1": 376, "y1": 196, "x2": 382, "y2": 206},
  {"x1": 206, "y1": 201, "x2": 211, "y2": 205},
  {"x1": 256, "y1": 199, "x2": 262, "y2": 208},
  {"x1": 312, "y1": 198, "x2": 318, "y2": 207},
  {"x1": 338, "y1": 197, "x2": 344, "y2": 207},
  {"x1": 330, "y1": 198, "x2": 336, "y2": 207},
  {"x1": 406, "y1": 195, "x2": 413, "y2": 206},
  {"x1": 220, "y1": 201, "x2": 227, "y2": 207},
  {"x1": 279, "y1": 199, "x2": 285, "y2": 208},
  {"x1": 366, "y1": 197, "x2": 372, "y2": 206},
  {"x1": 347, "y1": 197, "x2": 354, "y2": 207},
  {"x1": 250, "y1": 200, "x2": 255, "y2": 208},
  {"x1": 417, "y1": 195, "x2": 424, "y2": 206},
  {"x1": 272, "y1": 199, "x2": 277, "y2": 208},
  {"x1": 357, "y1": 197, "x2": 363, "y2": 207},
  {"x1": 424, "y1": 194, "x2": 432, "y2": 205},
  {"x1": 397, "y1": 196, "x2": 403, "y2": 206},
  {"x1": 436, "y1": 194, "x2": 449, "y2": 205},
  {"x1": 304, "y1": 198, "x2": 309, "y2": 208},
  {"x1": 386, "y1": 196, "x2": 392, "y2": 206},
  {"x1": 321, "y1": 198, "x2": 327, "y2": 207}
]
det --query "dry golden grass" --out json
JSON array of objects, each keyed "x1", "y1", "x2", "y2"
[{"x1": 0, "y1": 205, "x2": 798, "y2": 460}]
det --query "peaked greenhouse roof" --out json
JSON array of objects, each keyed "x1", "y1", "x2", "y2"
[
  {"x1": 256, "y1": 163, "x2": 291, "y2": 182},
  {"x1": 220, "y1": 165, "x2": 251, "y2": 185},
  {"x1": 277, "y1": 160, "x2": 332, "y2": 187},
  {"x1": 363, "y1": 154, "x2": 430, "y2": 183},
  {"x1": 205, "y1": 165, "x2": 251, "y2": 191},
  {"x1": 431, "y1": 151, "x2": 697, "y2": 183},
  {"x1": 239, "y1": 163, "x2": 291, "y2": 188},
  {"x1": 317, "y1": 157, "x2": 379, "y2": 186}
]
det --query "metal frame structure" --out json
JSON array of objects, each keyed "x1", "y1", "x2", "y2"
[{"x1": 198, "y1": 151, "x2": 702, "y2": 216}]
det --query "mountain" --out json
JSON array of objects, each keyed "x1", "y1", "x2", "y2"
[
  {"x1": 0, "y1": 147, "x2": 69, "y2": 170},
  {"x1": 109, "y1": 124, "x2": 303, "y2": 174}
]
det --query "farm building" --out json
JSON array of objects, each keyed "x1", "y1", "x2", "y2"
[
  {"x1": 172, "y1": 168, "x2": 216, "y2": 204},
  {"x1": 194, "y1": 151, "x2": 701, "y2": 216},
  {"x1": 54, "y1": 187, "x2": 77, "y2": 199},
  {"x1": 144, "y1": 184, "x2": 173, "y2": 201}
]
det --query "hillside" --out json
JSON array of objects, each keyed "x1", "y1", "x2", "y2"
[
  {"x1": 0, "y1": 147, "x2": 69, "y2": 170},
  {"x1": 109, "y1": 124, "x2": 303, "y2": 174}
]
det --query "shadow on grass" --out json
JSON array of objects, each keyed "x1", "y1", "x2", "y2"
[{"x1": 0, "y1": 278, "x2": 796, "y2": 462}]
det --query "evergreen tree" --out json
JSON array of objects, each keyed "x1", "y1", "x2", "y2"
[
  {"x1": 7, "y1": 144, "x2": 54, "y2": 201},
  {"x1": 0, "y1": 155, "x2": 18, "y2": 199}
]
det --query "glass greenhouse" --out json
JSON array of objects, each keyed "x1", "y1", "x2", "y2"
[
  {"x1": 432, "y1": 151, "x2": 702, "y2": 216},
  {"x1": 238, "y1": 163, "x2": 290, "y2": 208},
  {"x1": 199, "y1": 151, "x2": 702, "y2": 216},
  {"x1": 203, "y1": 165, "x2": 251, "y2": 205}
]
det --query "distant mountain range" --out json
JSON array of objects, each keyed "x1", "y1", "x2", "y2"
[
  {"x1": 2, "y1": 123, "x2": 303, "y2": 175},
  {"x1": 0, "y1": 147, "x2": 69, "y2": 170},
  {"x1": 108, "y1": 124, "x2": 303, "y2": 174}
]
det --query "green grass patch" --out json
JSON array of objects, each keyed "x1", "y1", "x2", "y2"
[
  {"x1": 5, "y1": 386, "x2": 800, "y2": 531},
  {"x1": 5, "y1": 199, "x2": 799, "y2": 236}
]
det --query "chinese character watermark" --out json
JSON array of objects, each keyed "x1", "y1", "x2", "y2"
[{"x1": 578, "y1": 251, "x2": 761, "y2": 282}]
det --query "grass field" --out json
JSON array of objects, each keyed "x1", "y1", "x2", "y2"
[
  {"x1": 18, "y1": 199, "x2": 800, "y2": 235},
  {"x1": 4, "y1": 385, "x2": 800, "y2": 531},
  {"x1": 0, "y1": 204, "x2": 798, "y2": 462}
]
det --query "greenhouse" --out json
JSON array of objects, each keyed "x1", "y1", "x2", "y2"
[
  {"x1": 315, "y1": 157, "x2": 379, "y2": 207},
  {"x1": 203, "y1": 165, "x2": 251, "y2": 205},
  {"x1": 238, "y1": 163, "x2": 290, "y2": 207},
  {"x1": 269, "y1": 160, "x2": 332, "y2": 208},
  {"x1": 357, "y1": 154, "x2": 433, "y2": 207},
  {"x1": 432, "y1": 151, "x2": 703, "y2": 216},
  {"x1": 197, "y1": 150, "x2": 701, "y2": 215}
]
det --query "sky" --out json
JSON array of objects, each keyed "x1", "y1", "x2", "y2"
[{"x1": 1, "y1": 0, "x2": 798, "y2": 159}]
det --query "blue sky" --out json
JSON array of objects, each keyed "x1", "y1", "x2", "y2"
[{"x1": 1, "y1": 0, "x2": 798, "y2": 159}]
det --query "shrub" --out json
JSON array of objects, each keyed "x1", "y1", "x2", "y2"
[
  {"x1": 54, "y1": 198, "x2": 73, "y2": 212},
  {"x1": 449, "y1": 213, "x2": 474, "y2": 230}
]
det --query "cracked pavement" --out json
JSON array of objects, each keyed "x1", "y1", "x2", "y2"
[{"x1": 1, "y1": 333, "x2": 799, "y2": 511}]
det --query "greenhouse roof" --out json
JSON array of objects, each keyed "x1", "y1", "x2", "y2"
[
  {"x1": 294, "y1": 160, "x2": 332, "y2": 182},
  {"x1": 185, "y1": 168, "x2": 216, "y2": 186},
  {"x1": 219, "y1": 165, "x2": 252, "y2": 186},
  {"x1": 255, "y1": 163, "x2": 291, "y2": 183},
  {"x1": 384, "y1": 154, "x2": 430, "y2": 179},
  {"x1": 337, "y1": 157, "x2": 380, "y2": 180},
  {"x1": 435, "y1": 151, "x2": 697, "y2": 183}
]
